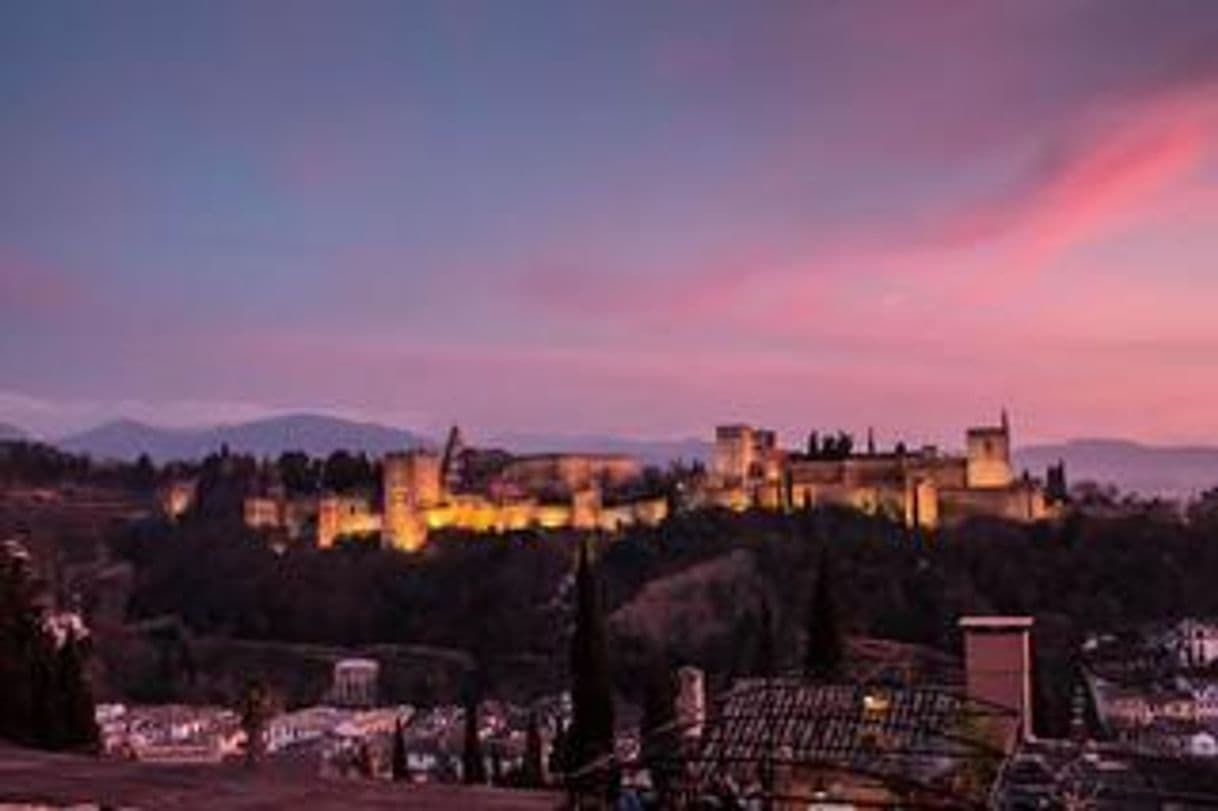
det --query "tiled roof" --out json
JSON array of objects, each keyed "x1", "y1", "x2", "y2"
[{"x1": 692, "y1": 678, "x2": 1013, "y2": 794}]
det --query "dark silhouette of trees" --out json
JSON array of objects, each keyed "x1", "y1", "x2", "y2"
[
  {"x1": 568, "y1": 538, "x2": 615, "y2": 776},
  {"x1": 321, "y1": 450, "x2": 376, "y2": 494},
  {"x1": 520, "y1": 711, "x2": 545, "y2": 788},
  {"x1": 392, "y1": 717, "x2": 408, "y2": 781},
  {"x1": 640, "y1": 653, "x2": 678, "y2": 803},
  {"x1": 0, "y1": 546, "x2": 98, "y2": 752},
  {"x1": 548, "y1": 718, "x2": 569, "y2": 780},
  {"x1": 276, "y1": 451, "x2": 319, "y2": 494},
  {"x1": 54, "y1": 630, "x2": 99, "y2": 750},
  {"x1": 804, "y1": 431, "x2": 855, "y2": 461},
  {"x1": 1046, "y1": 461, "x2": 1069, "y2": 504},
  {"x1": 462, "y1": 688, "x2": 486, "y2": 784},
  {"x1": 804, "y1": 548, "x2": 844, "y2": 680},
  {"x1": 239, "y1": 679, "x2": 271, "y2": 768}
]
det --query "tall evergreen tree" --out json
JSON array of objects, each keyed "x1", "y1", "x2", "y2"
[
  {"x1": 640, "y1": 653, "x2": 678, "y2": 803},
  {"x1": 804, "y1": 548, "x2": 844, "y2": 680},
  {"x1": 391, "y1": 717, "x2": 408, "y2": 781},
  {"x1": 54, "y1": 630, "x2": 99, "y2": 751},
  {"x1": 548, "y1": 717, "x2": 569, "y2": 779},
  {"x1": 569, "y1": 538, "x2": 614, "y2": 773},
  {"x1": 462, "y1": 688, "x2": 486, "y2": 784},
  {"x1": 239, "y1": 679, "x2": 271, "y2": 768},
  {"x1": 522, "y1": 711, "x2": 545, "y2": 788}
]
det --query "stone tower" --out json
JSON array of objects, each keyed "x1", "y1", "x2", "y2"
[
  {"x1": 965, "y1": 411, "x2": 1014, "y2": 488},
  {"x1": 382, "y1": 450, "x2": 441, "y2": 552}
]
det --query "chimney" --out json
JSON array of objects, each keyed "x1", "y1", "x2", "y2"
[{"x1": 960, "y1": 616, "x2": 1034, "y2": 749}]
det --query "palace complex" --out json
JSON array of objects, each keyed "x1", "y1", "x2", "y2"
[
  {"x1": 241, "y1": 426, "x2": 669, "y2": 551},
  {"x1": 235, "y1": 414, "x2": 1055, "y2": 551},
  {"x1": 698, "y1": 411, "x2": 1055, "y2": 528}
]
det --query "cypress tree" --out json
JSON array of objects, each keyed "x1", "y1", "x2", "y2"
[
  {"x1": 55, "y1": 630, "x2": 99, "y2": 751},
  {"x1": 522, "y1": 711, "x2": 544, "y2": 788},
  {"x1": 640, "y1": 653, "x2": 677, "y2": 802},
  {"x1": 391, "y1": 717, "x2": 408, "y2": 781},
  {"x1": 462, "y1": 688, "x2": 486, "y2": 784},
  {"x1": 239, "y1": 679, "x2": 270, "y2": 768},
  {"x1": 569, "y1": 537, "x2": 614, "y2": 773},
  {"x1": 804, "y1": 548, "x2": 844, "y2": 680},
  {"x1": 548, "y1": 718, "x2": 569, "y2": 779}
]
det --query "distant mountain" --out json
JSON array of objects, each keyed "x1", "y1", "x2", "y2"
[
  {"x1": 486, "y1": 432, "x2": 711, "y2": 467},
  {"x1": 58, "y1": 414, "x2": 428, "y2": 463},
  {"x1": 0, "y1": 423, "x2": 28, "y2": 442},
  {"x1": 1016, "y1": 439, "x2": 1218, "y2": 500}
]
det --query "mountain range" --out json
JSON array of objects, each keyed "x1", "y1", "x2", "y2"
[
  {"x1": 1014, "y1": 439, "x2": 1218, "y2": 501},
  {"x1": 5, "y1": 414, "x2": 1217, "y2": 499},
  {"x1": 0, "y1": 423, "x2": 28, "y2": 442},
  {"x1": 55, "y1": 414, "x2": 428, "y2": 462}
]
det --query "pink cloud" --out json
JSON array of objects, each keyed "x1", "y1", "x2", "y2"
[{"x1": 926, "y1": 110, "x2": 1209, "y2": 267}]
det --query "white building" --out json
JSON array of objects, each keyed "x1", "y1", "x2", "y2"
[
  {"x1": 1190, "y1": 731, "x2": 1218, "y2": 758},
  {"x1": 330, "y1": 658, "x2": 380, "y2": 708},
  {"x1": 1174, "y1": 619, "x2": 1218, "y2": 668}
]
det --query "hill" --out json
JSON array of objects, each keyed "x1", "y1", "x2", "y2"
[
  {"x1": 1016, "y1": 438, "x2": 1218, "y2": 500},
  {"x1": 57, "y1": 414, "x2": 428, "y2": 462},
  {"x1": 0, "y1": 422, "x2": 27, "y2": 442}
]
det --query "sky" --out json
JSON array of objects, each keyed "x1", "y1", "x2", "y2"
[{"x1": 3, "y1": 0, "x2": 1218, "y2": 447}]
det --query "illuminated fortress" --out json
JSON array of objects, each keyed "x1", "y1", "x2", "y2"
[
  {"x1": 699, "y1": 411, "x2": 1054, "y2": 528},
  {"x1": 245, "y1": 426, "x2": 669, "y2": 550},
  {"x1": 377, "y1": 438, "x2": 667, "y2": 552},
  {"x1": 242, "y1": 414, "x2": 1055, "y2": 550}
]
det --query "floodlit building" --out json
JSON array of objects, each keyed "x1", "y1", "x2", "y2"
[
  {"x1": 317, "y1": 493, "x2": 382, "y2": 549},
  {"x1": 702, "y1": 413, "x2": 1055, "y2": 529}
]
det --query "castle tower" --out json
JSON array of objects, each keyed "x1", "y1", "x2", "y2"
[
  {"x1": 383, "y1": 450, "x2": 441, "y2": 552},
  {"x1": 712, "y1": 424, "x2": 756, "y2": 483},
  {"x1": 965, "y1": 411, "x2": 1014, "y2": 488}
]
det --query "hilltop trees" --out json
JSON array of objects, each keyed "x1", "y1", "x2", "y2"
[{"x1": 805, "y1": 431, "x2": 855, "y2": 460}]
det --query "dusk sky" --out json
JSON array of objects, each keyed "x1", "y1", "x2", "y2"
[{"x1": 3, "y1": 1, "x2": 1218, "y2": 446}]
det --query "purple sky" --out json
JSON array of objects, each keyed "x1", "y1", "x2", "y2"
[{"x1": 4, "y1": 1, "x2": 1218, "y2": 446}]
